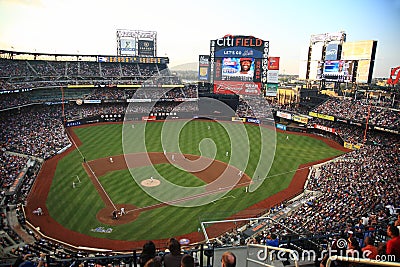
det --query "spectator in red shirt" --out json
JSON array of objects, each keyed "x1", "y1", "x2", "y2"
[
  {"x1": 362, "y1": 236, "x2": 378, "y2": 260},
  {"x1": 386, "y1": 225, "x2": 400, "y2": 262}
]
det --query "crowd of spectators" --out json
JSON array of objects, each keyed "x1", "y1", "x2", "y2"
[
  {"x1": 235, "y1": 96, "x2": 277, "y2": 120},
  {"x1": 0, "y1": 58, "x2": 184, "y2": 108},
  {"x1": 0, "y1": 153, "x2": 27, "y2": 196},
  {"x1": 210, "y1": 95, "x2": 400, "y2": 264},
  {"x1": 310, "y1": 117, "x2": 400, "y2": 146},
  {"x1": 236, "y1": 96, "x2": 313, "y2": 121},
  {"x1": 63, "y1": 101, "x2": 199, "y2": 121},
  {"x1": 1, "y1": 57, "x2": 399, "y2": 264},
  {"x1": 1, "y1": 154, "x2": 43, "y2": 258},
  {"x1": 0, "y1": 92, "x2": 33, "y2": 110},
  {"x1": 65, "y1": 103, "x2": 127, "y2": 120},
  {"x1": 215, "y1": 136, "x2": 399, "y2": 263},
  {"x1": 313, "y1": 97, "x2": 399, "y2": 130},
  {"x1": 0, "y1": 105, "x2": 70, "y2": 159},
  {"x1": 0, "y1": 85, "x2": 198, "y2": 111},
  {"x1": 86, "y1": 88, "x2": 127, "y2": 100},
  {"x1": 0, "y1": 59, "x2": 168, "y2": 80},
  {"x1": 126, "y1": 86, "x2": 197, "y2": 101}
]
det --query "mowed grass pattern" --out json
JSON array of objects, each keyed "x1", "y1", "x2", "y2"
[{"x1": 46, "y1": 120, "x2": 345, "y2": 241}]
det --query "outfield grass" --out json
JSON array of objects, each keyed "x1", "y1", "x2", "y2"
[{"x1": 46, "y1": 120, "x2": 344, "y2": 241}]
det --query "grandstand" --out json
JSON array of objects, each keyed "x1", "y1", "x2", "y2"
[{"x1": 1, "y1": 46, "x2": 399, "y2": 267}]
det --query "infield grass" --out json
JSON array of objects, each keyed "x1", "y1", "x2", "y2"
[{"x1": 46, "y1": 120, "x2": 345, "y2": 242}]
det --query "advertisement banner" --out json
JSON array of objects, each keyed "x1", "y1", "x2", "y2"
[
  {"x1": 292, "y1": 115, "x2": 309, "y2": 124},
  {"x1": 231, "y1": 117, "x2": 246, "y2": 122},
  {"x1": 84, "y1": 99, "x2": 101, "y2": 104},
  {"x1": 198, "y1": 55, "x2": 210, "y2": 81},
  {"x1": 314, "y1": 124, "x2": 335, "y2": 133},
  {"x1": 268, "y1": 57, "x2": 280, "y2": 70},
  {"x1": 267, "y1": 70, "x2": 279, "y2": 83},
  {"x1": 276, "y1": 123, "x2": 287, "y2": 131},
  {"x1": 215, "y1": 47, "x2": 263, "y2": 59},
  {"x1": 213, "y1": 81, "x2": 261, "y2": 95},
  {"x1": 142, "y1": 116, "x2": 156, "y2": 121},
  {"x1": 265, "y1": 83, "x2": 278, "y2": 97},
  {"x1": 325, "y1": 43, "x2": 340, "y2": 61},
  {"x1": 276, "y1": 111, "x2": 292, "y2": 120},
  {"x1": 100, "y1": 114, "x2": 123, "y2": 122},
  {"x1": 67, "y1": 84, "x2": 95, "y2": 88},
  {"x1": 120, "y1": 38, "x2": 136, "y2": 55},
  {"x1": 214, "y1": 35, "x2": 265, "y2": 53},
  {"x1": 65, "y1": 117, "x2": 100, "y2": 127},
  {"x1": 309, "y1": 111, "x2": 335, "y2": 121},
  {"x1": 126, "y1": 99, "x2": 151, "y2": 103},
  {"x1": 344, "y1": 142, "x2": 362, "y2": 150},
  {"x1": 246, "y1": 118, "x2": 260, "y2": 124},
  {"x1": 138, "y1": 40, "x2": 155, "y2": 56}
]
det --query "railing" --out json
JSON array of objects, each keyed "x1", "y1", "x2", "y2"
[{"x1": 326, "y1": 256, "x2": 400, "y2": 267}]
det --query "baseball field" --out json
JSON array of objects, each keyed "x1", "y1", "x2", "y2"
[{"x1": 26, "y1": 120, "x2": 348, "y2": 250}]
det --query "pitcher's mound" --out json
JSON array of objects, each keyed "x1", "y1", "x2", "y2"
[{"x1": 141, "y1": 179, "x2": 160, "y2": 187}]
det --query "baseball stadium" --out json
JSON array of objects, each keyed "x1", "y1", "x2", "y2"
[{"x1": 0, "y1": 30, "x2": 399, "y2": 267}]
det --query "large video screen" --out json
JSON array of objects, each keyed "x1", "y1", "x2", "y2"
[
  {"x1": 322, "y1": 60, "x2": 355, "y2": 82},
  {"x1": 210, "y1": 35, "x2": 268, "y2": 95},
  {"x1": 221, "y1": 57, "x2": 255, "y2": 81}
]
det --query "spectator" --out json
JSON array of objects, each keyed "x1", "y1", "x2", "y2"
[
  {"x1": 163, "y1": 238, "x2": 183, "y2": 267},
  {"x1": 347, "y1": 237, "x2": 362, "y2": 258},
  {"x1": 139, "y1": 240, "x2": 156, "y2": 267},
  {"x1": 143, "y1": 257, "x2": 162, "y2": 267},
  {"x1": 17, "y1": 253, "x2": 45, "y2": 267},
  {"x1": 320, "y1": 237, "x2": 347, "y2": 267},
  {"x1": 394, "y1": 213, "x2": 400, "y2": 231},
  {"x1": 265, "y1": 233, "x2": 279, "y2": 247},
  {"x1": 386, "y1": 225, "x2": 400, "y2": 261},
  {"x1": 221, "y1": 251, "x2": 236, "y2": 267},
  {"x1": 362, "y1": 236, "x2": 378, "y2": 260},
  {"x1": 180, "y1": 254, "x2": 194, "y2": 267}
]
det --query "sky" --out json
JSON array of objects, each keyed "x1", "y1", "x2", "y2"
[{"x1": 0, "y1": 0, "x2": 399, "y2": 78}]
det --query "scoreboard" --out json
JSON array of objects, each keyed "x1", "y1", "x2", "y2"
[
  {"x1": 210, "y1": 35, "x2": 269, "y2": 95},
  {"x1": 98, "y1": 56, "x2": 169, "y2": 64},
  {"x1": 116, "y1": 29, "x2": 157, "y2": 57}
]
